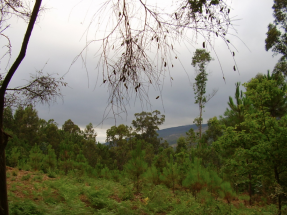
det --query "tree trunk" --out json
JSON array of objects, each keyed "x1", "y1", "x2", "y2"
[
  {"x1": 274, "y1": 166, "x2": 281, "y2": 215},
  {"x1": 0, "y1": 1, "x2": 42, "y2": 214},
  {"x1": 248, "y1": 173, "x2": 252, "y2": 206},
  {"x1": 0, "y1": 148, "x2": 8, "y2": 215},
  {"x1": 199, "y1": 103, "x2": 202, "y2": 140},
  {"x1": 245, "y1": 159, "x2": 252, "y2": 206}
]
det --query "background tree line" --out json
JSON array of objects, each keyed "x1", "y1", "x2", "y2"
[{"x1": 3, "y1": 61, "x2": 287, "y2": 214}]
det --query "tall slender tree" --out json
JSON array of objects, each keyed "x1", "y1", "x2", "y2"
[{"x1": 192, "y1": 49, "x2": 217, "y2": 141}]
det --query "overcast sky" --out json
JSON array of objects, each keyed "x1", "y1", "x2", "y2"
[{"x1": 1, "y1": 0, "x2": 281, "y2": 143}]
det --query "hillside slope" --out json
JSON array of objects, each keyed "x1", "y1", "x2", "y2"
[{"x1": 157, "y1": 124, "x2": 208, "y2": 145}]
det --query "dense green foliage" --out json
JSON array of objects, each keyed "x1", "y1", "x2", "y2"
[{"x1": 4, "y1": 73, "x2": 287, "y2": 214}]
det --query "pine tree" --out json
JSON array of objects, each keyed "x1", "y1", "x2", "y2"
[
  {"x1": 7, "y1": 147, "x2": 20, "y2": 168},
  {"x1": 28, "y1": 144, "x2": 44, "y2": 171},
  {"x1": 175, "y1": 136, "x2": 188, "y2": 154},
  {"x1": 145, "y1": 165, "x2": 161, "y2": 185},
  {"x1": 42, "y1": 145, "x2": 57, "y2": 173},
  {"x1": 58, "y1": 139, "x2": 74, "y2": 175},
  {"x1": 182, "y1": 158, "x2": 209, "y2": 199},
  {"x1": 160, "y1": 155, "x2": 180, "y2": 193},
  {"x1": 124, "y1": 141, "x2": 148, "y2": 193},
  {"x1": 186, "y1": 128, "x2": 196, "y2": 149}
]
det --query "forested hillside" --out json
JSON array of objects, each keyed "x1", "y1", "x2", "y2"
[
  {"x1": 157, "y1": 124, "x2": 208, "y2": 146},
  {"x1": 3, "y1": 69, "x2": 287, "y2": 214}
]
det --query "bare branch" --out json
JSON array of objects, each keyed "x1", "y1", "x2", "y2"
[
  {"x1": 72, "y1": 0, "x2": 235, "y2": 117},
  {"x1": 1, "y1": 70, "x2": 67, "y2": 108}
]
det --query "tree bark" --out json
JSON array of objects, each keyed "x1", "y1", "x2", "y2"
[
  {"x1": 274, "y1": 166, "x2": 281, "y2": 215},
  {"x1": 199, "y1": 103, "x2": 202, "y2": 140},
  {"x1": 0, "y1": 1, "x2": 42, "y2": 214},
  {"x1": 248, "y1": 173, "x2": 252, "y2": 206}
]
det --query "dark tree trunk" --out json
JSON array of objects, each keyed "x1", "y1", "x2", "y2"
[
  {"x1": 248, "y1": 173, "x2": 252, "y2": 206},
  {"x1": 274, "y1": 166, "x2": 282, "y2": 215},
  {"x1": 0, "y1": 147, "x2": 8, "y2": 215},
  {"x1": 0, "y1": 1, "x2": 42, "y2": 214},
  {"x1": 199, "y1": 103, "x2": 202, "y2": 140},
  {"x1": 246, "y1": 159, "x2": 252, "y2": 206}
]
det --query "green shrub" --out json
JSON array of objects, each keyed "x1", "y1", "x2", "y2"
[
  {"x1": 143, "y1": 185, "x2": 172, "y2": 213},
  {"x1": 6, "y1": 172, "x2": 11, "y2": 178},
  {"x1": 32, "y1": 190, "x2": 40, "y2": 200},
  {"x1": 119, "y1": 186, "x2": 134, "y2": 201},
  {"x1": 42, "y1": 188, "x2": 62, "y2": 205},
  {"x1": 32, "y1": 175, "x2": 43, "y2": 182},
  {"x1": 28, "y1": 145, "x2": 44, "y2": 171},
  {"x1": 42, "y1": 145, "x2": 57, "y2": 173},
  {"x1": 11, "y1": 184, "x2": 17, "y2": 192},
  {"x1": 9, "y1": 200, "x2": 44, "y2": 215},
  {"x1": 145, "y1": 165, "x2": 161, "y2": 185},
  {"x1": 86, "y1": 188, "x2": 111, "y2": 209},
  {"x1": 47, "y1": 170, "x2": 57, "y2": 178},
  {"x1": 8, "y1": 147, "x2": 21, "y2": 167},
  {"x1": 100, "y1": 166, "x2": 111, "y2": 180},
  {"x1": 21, "y1": 174, "x2": 31, "y2": 181},
  {"x1": 124, "y1": 141, "x2": 148, "y2": 193}
]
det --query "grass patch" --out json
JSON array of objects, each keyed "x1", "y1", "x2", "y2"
[
  {"x1": 9, "y1": 200, "x2": 44, "y2": 215},
  {"x1": 32, "y1": 175, "x2": 43, "y2": 182},
  {"x1": 6, "y1": 167, "x2": 284, "y2": 215},
  {"x1": 21, "y1": 174, "x2": 31, "y2": 181}
]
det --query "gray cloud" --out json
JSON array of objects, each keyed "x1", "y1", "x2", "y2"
[{"x1": 1, "y1": 0, "x2": 282, "y2": 142}]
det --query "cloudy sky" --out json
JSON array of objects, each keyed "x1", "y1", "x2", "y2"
[{"x1": 1, "y1": 0, "x2": 281, "y2": 143}]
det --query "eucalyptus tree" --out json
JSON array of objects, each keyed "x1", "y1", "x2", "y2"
[
  {"x1": 132, "y1": 110, "x2": 165, "y2": 152},
  {"x1": 192, "y1": 49, "x2": 218, "y2": 140},
  {"x1": 62, "y1": 119, "x2": 81, "y2": 134},
  {"x1": 265, "y1": 0, "x2": 287, "y2": 61},
  {"x1": 106, "y1": 124, "x2": 131, "y2": 169},
  {"x1": 84, "y1": 123, "x2": 97, "y2": 142}
]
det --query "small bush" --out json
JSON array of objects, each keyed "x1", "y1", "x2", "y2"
[
  {"x1": 86, "y1": 189, "x2": 110, "y2": 209},
  {"x1": 21, "y1": 174, "x2": 31, "y2": 181},
  {"x1": 32, "y1": 175, "x2": 43, "y2": 182},
  {"x1": 6, "y1": 172, "x2": 11, "y2": 178},
  {"x1": 11, "y1": 184, "x2": 17, "y2": 192},
  {"x1": 9, "y1": 200, "x2": 44, "y2": 215},
  {"x1": 12, "y1": 171, "x2": 18, "y2": 176},
  {"x1": 22, "y1": 190, "x2": 29, "y2": 196},
  {"x1": 23, "y1": 164, "x2": 31, "y2": 171},
  {"x1": 32, "y1": 190, "x2": 40, "y2": 200},
  {"x1": 48, "y1": 171, "x2": 57, "y2": 178}
]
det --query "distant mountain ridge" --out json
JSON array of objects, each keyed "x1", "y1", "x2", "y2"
[
  {"x1": 104, "y1": 124, "x2": 208, "y2": 146},
  {"x1": 157, "y1": 124, "x2": 208, "y2": 146}
]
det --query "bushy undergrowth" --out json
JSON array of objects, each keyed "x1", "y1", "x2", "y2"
[{"x1": 7, "y1": 167, "x2": 283, "y2": 215}]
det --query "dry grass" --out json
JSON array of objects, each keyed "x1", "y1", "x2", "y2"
[{"x1": 6, "y1": 166, "x2": 56, "y2": 201}]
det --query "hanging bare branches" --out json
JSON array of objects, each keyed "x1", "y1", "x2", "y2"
[
  {"x1": 1, "y1": 70, "x2": 67, "y2": 108},
  {"x1": 0, "y1": 0, "x2": 34, "y2": 62},
  {"x1": 74, "y1": 0, "x2": 234, "y2": 116}
]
